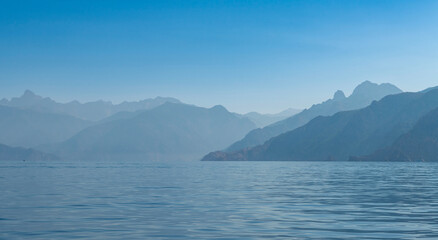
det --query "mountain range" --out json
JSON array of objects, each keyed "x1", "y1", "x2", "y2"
[
  {"x1": 226, "y1": 81, "x2": 403, "y2": 151},
  {"x1": 0, "y1": 90, "x2": 182, "y2": 121},
  {"x1": 203, "y1": 88, "x2": 438, "y2": 161},
  {"x1": 0, "y1": 90, "x2": 300, "y2": 153},
  {"x1": 4, "y1": 81, "x2": 438, "y2": 162},
  {"x1": 0, "y1": 143, "x2": 58, "y2": 161},
  {"x1": 1, "y1": 90, "x2": 297, "y2": 161},
  {"x1": 43, "y1": 103, "x2": 256, "y2": 161}
]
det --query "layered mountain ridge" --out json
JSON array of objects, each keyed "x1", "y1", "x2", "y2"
[
  {"x1": 352, "y1": 106, "x2": 438, "y2": 162},
  {"x1": 0, "y1": 90, "x2": 182, "y2": 121},
  {"x1": 226, "y1": 81, "x2": 402, "y2": 151},
  {"x1": 242, "y1": 108, "x2": 301, "y2": 128},
  {"x1": 0, "y1": 105, "x2": 92, "y2": 147},
  {"x1": 45, "y1": 102, "x2": 256, "y2": 161},
  {"x1": 203, "y1": 88, "x2": 438, "y2": 161}
]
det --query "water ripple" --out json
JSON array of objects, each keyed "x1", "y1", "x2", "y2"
[{"x1": 1, "y1": 161, "x2": 438, "y2": 239}]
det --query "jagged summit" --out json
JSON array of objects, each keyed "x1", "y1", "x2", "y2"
[
  {"x1": 18, "y1": 90, "x2": 47, "y2": 102},
  {"x1": 210, "y1": 105, "x2": 228, "y2": 112},
  {"x1": 351, "y1": 81, "x2": 401, "y2": 98},
  {"x1": 19, "y1": 90, "x2": 40, "y2": 99},
  {"x1": 22, "y1": 89, "x2": 37, "y2": 97},
  {"x1": 333, "y1": 90, "x2": 346, "y2": 101}
]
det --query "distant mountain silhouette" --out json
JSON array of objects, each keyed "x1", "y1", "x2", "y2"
[
  {"x1": 0, "y1": 90, "x2": 181, "y2": 121},
  {"x1": 226, "y1": 81, "x2": 402, "y2": 151},
  {"x1": 0, "y1": 105, "x2": 91, "y2": 148},
  {"x1": 0, "y1": 143, "x2": 59, "y2": 161},
  {"x1": 203, "y1": 88, "x2": 438, "y2": 161},
  {"x1": 47, "y1": 103, "x2": 256, "y2": 161},
  {"x1": 243, "y1": 108, "x2": 301, "y2": 128},
  {"x1": 97, "y1": 110, "x2": 145, "y2": 124},
  {"x1": 352, "y1": 106, "x2": 438, "y2": 162}
]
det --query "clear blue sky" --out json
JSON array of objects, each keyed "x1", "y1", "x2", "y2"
[{"x1": 1, "y1": 0, "x2": 437, "y2": 113}]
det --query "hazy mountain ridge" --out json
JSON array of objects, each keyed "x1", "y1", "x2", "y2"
[
  {"x1": 0, "y1": 105, "x2": 92, "y2": 148},
  {"x1": 46, "y1": 102, "x2": 256, "y2": 161},
  {"x1": 0, "y1": 90, "x2": 181, "y2": 121},
  {"x1": 352, "y1": 106, "x2": 438, "y2": 162},
  {"x1": 5, "y1": 82, "x2": 432, "y2": 163},
  {"x1": 243, "y1": 108, "x2": 301, "y2": 128},
  {"x1": 0, "y1": 143, "x2": 59, "y2": 161},
  {"x1": 203, "y1": 88, "x2": 438, "y2": 161},
  {"x1": 226, "y1": 81, "x2": 402, "y2": 151}
]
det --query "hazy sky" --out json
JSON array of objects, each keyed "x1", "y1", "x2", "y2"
[{"x1": 1, "y1": 0, "x2": 437, "y2": 113}]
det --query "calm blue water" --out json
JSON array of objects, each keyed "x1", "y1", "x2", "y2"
[{"x1": 1, "y1": 161, "x2": 438, "y2": 239}]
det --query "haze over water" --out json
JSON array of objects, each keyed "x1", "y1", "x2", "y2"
[{"x1": 1, "y1": 160, "x2": 438, "y2": 239}]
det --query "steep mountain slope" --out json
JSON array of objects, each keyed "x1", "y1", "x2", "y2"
[
  {"x1": 0, "y1": 144, "x2": 59, "y2": 161},
  {"x1": 50, "y1": 103, "x2": 256, "y2": 161},
  {"x1": 0, "y1": 105, "x2": 92, "y2": 148},
  {"x1": 227, "y1": 81, "x2": 402, "y2": 151},
  {"x1": 203, "y1": 88, "x2": 438, "y2": 161},
  {"x1": 352, "y1": 107, "x2": 438, "y2": 162},
  {"x1": 0, "y1": 90, "x2": 181, "y2": 121}
]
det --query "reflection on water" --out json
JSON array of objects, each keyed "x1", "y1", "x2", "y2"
[{"x1": 1, "y1": 161, "x2": 438, "y2": 239}]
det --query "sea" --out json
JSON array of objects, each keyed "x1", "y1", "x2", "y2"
[{"x1": 1, "y1": 160, "x2": 438, "y2": 239}]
